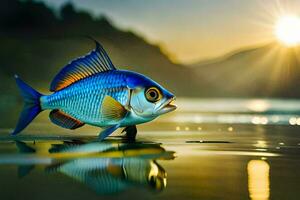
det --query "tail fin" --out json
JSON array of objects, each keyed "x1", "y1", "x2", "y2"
[{"x1": 12, "y1": 75, "x2": 43, "y2": 135}]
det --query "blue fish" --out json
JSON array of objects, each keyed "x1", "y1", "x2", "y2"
[
  {"x1": 12, "y1": 40, "x2": 177, "y2": 139},
  {"x1": 48, "y1": 157, "x2": 167, "y2": 194},
  {"x1": 46, "y1": 141, "x2": 172, "y2": 194}
]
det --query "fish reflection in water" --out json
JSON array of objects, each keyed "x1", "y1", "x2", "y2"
[{"x1": 4, "y1": 140, "x2": 175, "y2": 194}]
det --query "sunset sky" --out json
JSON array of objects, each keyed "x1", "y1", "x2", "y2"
[{"x1": 39, "y1": 0, "x2": 300, "y2": 64}]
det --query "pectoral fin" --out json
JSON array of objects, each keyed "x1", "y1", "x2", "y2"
[
  {"x1": 101, "y1": 96, "x2": 127, "y2": 122},
  {"x1": 99, "y1": 124, "x2": 120, "y2": 141},
  {"x1": 107, "y1": 163, "x2": 125, "y2": 178}
]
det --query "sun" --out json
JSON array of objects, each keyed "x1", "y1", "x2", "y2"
[{"x1": 275, "y1": 15, "x2": 300, "y2": 46}]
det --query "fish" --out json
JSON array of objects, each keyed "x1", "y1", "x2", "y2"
[
  {"x1": 45, "y1": 140, "x2": 172, "y2": 194},
  {"x1": 1, "y1": 140, "x2": 174, "y2": 193},
  {"x1": 47, "y1": 157, "x2": 168, "y2": 194},
  {"x1": 12, "y1": 39, "x2": 177, "y2": 139}
]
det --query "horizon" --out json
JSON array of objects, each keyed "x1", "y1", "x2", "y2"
[
  {"x1": 2, "y1": 0, "x2": 300, "y2": 98},
  {"x1": 1, "y1": 1, "x2": 300, "y2": 199},
  {"x1": 37, "y1": 0, "x2": 300, "y2": 64}
]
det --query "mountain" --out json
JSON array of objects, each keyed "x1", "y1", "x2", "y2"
[
  {"x1": 190, "y1": 43, "x2": 300, "y2": 98},
  {"x1": 1, "y1": 0, "x2": 300, "y2": 100},
  {"x1": 0, "y1": 0, "x2": 195, "y2": 97}
]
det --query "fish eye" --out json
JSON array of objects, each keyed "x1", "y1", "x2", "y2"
[{"x1": 145, "y1": 87, "x2": 162, "y2": 103}]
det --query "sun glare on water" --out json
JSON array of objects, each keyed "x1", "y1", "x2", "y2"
[{"x1": 275, "y1": 15, "x2": 300, "y2": 46}]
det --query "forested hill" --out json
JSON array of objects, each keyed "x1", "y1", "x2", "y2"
[{"x1": 0, "y1": 0, "x2": 194, "y2": 96}]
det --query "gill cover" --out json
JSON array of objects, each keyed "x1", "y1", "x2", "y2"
[{"x1": 129, "y1": 84, "x2": 175, "y2": 119}]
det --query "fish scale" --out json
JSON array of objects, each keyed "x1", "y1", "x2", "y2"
[{"x1": 41, "y1": 71, "x2": 129, "y2": 126}]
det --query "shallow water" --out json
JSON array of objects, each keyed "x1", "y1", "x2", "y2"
[{"x1": 0, "y1": 98, "x2": 300, "y2": 200}]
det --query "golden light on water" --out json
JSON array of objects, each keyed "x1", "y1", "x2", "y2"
[
  {"x1": 289, "y1": 117, "x2": 300, "y2": 125},
  {"x1": 247, "y1": 100, "x2": 270, "y2": 112},
  {"x1": 275, "y1": 15, "x2": 300, "y2": 46},
  {"x1": 247, "y1": 160, "x2": 270, "y2": 200},
  {"x1": 255, "y1": 140, "x2": 267, "y2": 148},
  {"x1": 251, "y1": 117, "x2": 268, "y2": 125}
]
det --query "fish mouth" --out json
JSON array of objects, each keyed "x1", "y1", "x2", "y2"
[{"x1": 157, "y1": 97, "x2": 177, "y2": 114}]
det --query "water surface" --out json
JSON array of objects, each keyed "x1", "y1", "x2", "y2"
[{"x1": 0, "y1": 98, "x2": 300, "y2": 200}]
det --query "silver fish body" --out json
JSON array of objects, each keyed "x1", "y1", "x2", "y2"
[
  {"x1": 12, "y1": 40, "x2": 176, "y2": 139},
  {"x1": 41, "y1": 71, "x2": 127, "y2": 126}
]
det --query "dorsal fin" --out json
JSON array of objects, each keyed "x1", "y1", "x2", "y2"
[
  {"x1": 50, "y1": 40, "x2": 116, "y2": 92},
  {"x1": 49, "y1": 109, "x2": 85, "y2": 129}
]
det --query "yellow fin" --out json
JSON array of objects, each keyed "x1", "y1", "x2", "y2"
[
  {"x1": 101, "y1": 96, "x2": 127, "y2": 122},
  {"x1": 107, "y1": 163, "x2": 125, "y2": 178}
]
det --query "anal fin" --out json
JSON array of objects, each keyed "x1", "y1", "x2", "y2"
[{"x1": 49, "y1": 110, "x2": 85, "y2": 130}]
